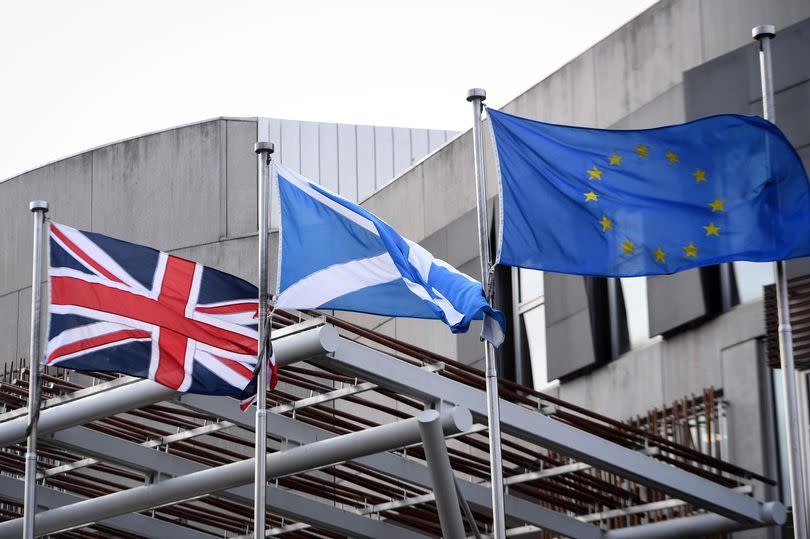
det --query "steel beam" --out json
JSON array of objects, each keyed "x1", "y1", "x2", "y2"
[
  {"x1": 182, "y1": 393, "x2": 605, "y2": 539},
  {"x1": 605, "y1": 503, "x2": 786, "y2": 539},
  {"x1": 0, "y1": 474, "x2": 213, "y2": 539},
  {"x1": 0, "y1": 407, "x2": 470, "y2": 538},
  {"x1": 0, "y1": 323, "x2": 339, "y2": 448},
  {"x1": 418, "y1": 410, "x2": 466, "y2": 538},
  {"x1": 47, "y1": 425, "x2": 432, "y2": 539},
  {"x1": 319, "y1": 336, "x2": 781, "y2": 525}
]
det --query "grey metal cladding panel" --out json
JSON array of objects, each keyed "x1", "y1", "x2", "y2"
[
  {"x1": 592, "y1": 0, "x2": 701, "y2": 128},
  {"x1": 338, "y1": 124, "x2": 358, "y2": 201},
  {"x1": 318, "y1": 123, "x2": 339, "y2": 192},
  {"x1": 392, "y1": 127, "x2": 412, "y2": 177},
  {"x1": 785, "y1": 255, "x2": 810, "y2": 280},
  {"x1": 299, "y1": 121, "x2": 321, "y2": 182},
  {"x1": 504, "y1": 48, "x2": 598, "y2": 126},
  {"x1": 750, "y1": 81, "x2": 810, "y2": 150},
  {"x1": 374, "y1": 127, "x2": 394, "y2": 189},
  {"x1": 647, "y1": 269, "x2": 708, "y2": 337},
  {"x1": 411, "y1": 129, "x2": 429, "y2": 164},
  {"x1": 419, "y1": 227, "x2": 448, "y2": 262},
  {"x1": 280, "y1": 119, "x2": 301, "y2": 170},
  {"x1": 546, "y1": 308, "x2": 597, "y2": 381},
  {"x1": 428, "y1": 130, "x2": 447, "y2": 152},
  {"x1": 0, "y1": 292, "x2": 19, "y2": 364},
  {"x1": 544, "y1": 272, "x2": 589, "y2": 325},
  {"x1": 356, "y1": 125, "x2": 376, "y2": 201},
  {"x1": 91, "y1": 120, "x2": 222, "y2": 251},
  {"x1": 699, "y1": 0, "x2": 810, "y2": 63},
  {"x1": 683, "y1": 47, "x2": 750, "y2": 119},
  {"x1": 225, "y1": 120, "x2": 258, "y2": 237},
  {"x1": 543, "y1": 271, "x2": 596, "y2": 380},
  {"x1": 0, "y1": 153, "x2": 93, "y2": 297}
]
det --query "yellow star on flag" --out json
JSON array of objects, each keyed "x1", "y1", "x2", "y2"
[
  {"x1": 693, "y1": 169, "x2": 707, "y2": 183},
  {"x1": 635, "y1": 144, "x2": 649, "y2": 157},
  {"x1": 683, "y1": 242, "x2": 699, "y2": 258},
  {"x1": 599, "y1": 215, "x2": 613, "y2": 232},
  {"x1": 666, "y1": 151, "x2": 679, "y2": 164},
  {"x1": 584, "y1": 191, "x2": 598, "y2": 202},
  {"x1": 621, "y1": 239, "x2": 635, "y2": 255},
  {"x1": 653, "y1": 247, "x2": 666, "y2": 263},
  {"x1": 709, "y1": 198, "x2": 725, "y2": 212},
  {"x1": 587, "y1": 165, "x2": 603, "y2": 180},
  {"x1": 609, "y1": 153, "x2": 622, "y2": 166},
  {"x1": 704, "y1": 222, "x2": 720, "y2": 236}
]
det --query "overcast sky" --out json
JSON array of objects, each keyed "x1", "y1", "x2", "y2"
[{"x1": 1, "y1": 0, "x2": 657, "y2": 180}]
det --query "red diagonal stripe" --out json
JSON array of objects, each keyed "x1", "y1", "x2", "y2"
[
  {"x1": 213, "y1": 354, "x2": 255, "y2": 379},
  {"x1": 51, "y1": 276, "x2": 258, "y2": 355},
  {"x1": 196, "y1": 302, "x2": 258, "y2": 315},
  {"x1": 51, "y1": 224, "x2": 125, "y2": 284},
  {"x1": 48, "y1": 329, "x2": 150, "y2": 364}
]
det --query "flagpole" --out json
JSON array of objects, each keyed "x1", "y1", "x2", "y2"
[
  {"x1": 23, "y1": 200, "x2": 48, "y2": 539},
  {"x1": 467, "y1": 88, "x2": 506, "y2": 539},
  {"x1": 753, "y1": 24, "x2": 808, "y2": 538},
  {"x1": 253, "y1": 141, "x2": 274, "y2": 538}
]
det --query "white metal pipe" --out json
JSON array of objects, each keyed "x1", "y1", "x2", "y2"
[
  {"x1": 605, "y1": 501, "x2": 786, "y2": 539},
  {"x1": 23, "y1": 200, "x2": 48, "y2": 539},
  {"x1": 254, "y1": 139, "x2": 274, "y2": 538},
  {"x1": 0, "y1": 324, "x2": 339, "y2": 448},
  {"x1": 0, "y1": 407, "x2": 472, "y2": 538},
  {"x1": 753, "y1": 23, "x2": 809, "y2": 538},
  {"x1": 418, "y1": 410, "x2": 466, "y2": 538},
  {"x1": 466, "y1": 87, "x2": 506, "y2": 539}
]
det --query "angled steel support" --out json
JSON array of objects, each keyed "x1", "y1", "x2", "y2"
[
  {"x1": 0, "y1": 475, "x2": 214, "y2": 539},
  {"x1": 181, "y1": 393, "x2": 605, "y2": 539},
  {"x1": 0, "y1": 323, "x2": 339, "y2": 448},
  {"x1": 418, "y1": 411, "x2": 466, "y2": 538},
  {"x1": 46, "y1": 425, "x2": 433, "y2": 539},
  {"x1": 0, "y1": 407, "x2": 470, "y2": 538},
  {"x1": 319, "y1": 336, "x2": 782, "y2": 526}
]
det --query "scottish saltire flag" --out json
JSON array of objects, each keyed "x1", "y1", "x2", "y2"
[
  {"x1": 45, "y1": 222, "x2": 277, "y2": 402},
  {"x1": 275, "y1": 164, "x2": 506, "y2": 346},
  {"x1": 488, "y1": 108, "x2": 810, "y2": 277}
]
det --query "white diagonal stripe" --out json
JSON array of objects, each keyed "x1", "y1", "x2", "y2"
[{"x1": 275, "y1": 253, "x2": 400, "y2": 309}]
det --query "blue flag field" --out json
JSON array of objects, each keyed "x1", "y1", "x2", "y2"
[
  {"x1": 274, "y1": 164, "x2": 506, "y2": 346},
  {"x1": 488, "y1": 108, "x2": 810, "y2": 277}
]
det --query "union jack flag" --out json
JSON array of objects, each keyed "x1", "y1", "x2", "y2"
[{"x1": 46, "y1": 222, "x2": 277, "y2": 403}]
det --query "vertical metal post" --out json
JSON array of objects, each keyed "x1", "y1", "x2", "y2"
[
  {"x1": 253, "y1": 141, "x2": 274, "y2": 538},
  {"x1": 23, "y1": 200, "x2": 48, "y2": 539},
  {"x1": 418, "y1": 411, "x2": 467, "y2": 538},
  {"x1": 466, "y1": 88, "x2": 506, "y2": 539},
  {"x1": 607, "y1": 278, "x2": 621, "y2": 360},
  {"x1": 753, "y1": 24, "x2": 808, "y2": 538}
]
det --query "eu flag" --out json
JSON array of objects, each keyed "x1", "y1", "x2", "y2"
[{"x1": 488, "y1": 108, "x2": 810, "y2": 277}]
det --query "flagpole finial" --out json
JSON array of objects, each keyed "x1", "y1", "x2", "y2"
[
  {"x1": 752, "y1": 24, "x2": 776, "y2": 40},
  {"x1": 254, "y1": 141, "x2": 274, "y2": 154},
  {"x1": 466, "y1": 88, "x2": 486, "y2": 102},
  {"x1": 29, "y1": 200, "x2": 48, "y2": 213}
]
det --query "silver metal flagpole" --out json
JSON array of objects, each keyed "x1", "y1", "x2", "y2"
[
  {"x1": 467, "y1": 88, "x2": 506, "y2": 539},
  {"x1": 23, "y1": 200, "x2": 48, "y2": 539},
  {"x1": 253, "y1": 141, "x2": 274, "y2": 538},
  {"x1": 753, "y1": 24, "x2": 808, "y2": 538}
]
